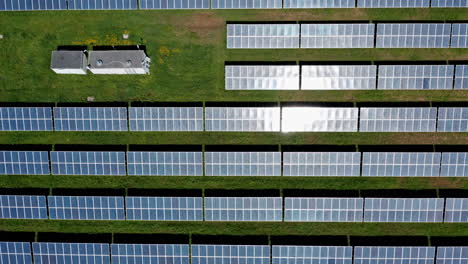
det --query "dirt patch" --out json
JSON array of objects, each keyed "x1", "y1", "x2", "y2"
[
  {"x1": 172, "y1": 12, "x2": 224, "y2": 44},
  {"x1": 430, "y1": 178, "x2": 464, "y2": 189}
]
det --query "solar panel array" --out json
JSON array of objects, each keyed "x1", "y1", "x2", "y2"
[
  {"x1": 54, "y1": 107, "x2": 128, "y2": 131},
  {"x1": 48, "y1": 196, "x2": 125, "y2": 220},
  {"x1": 444, "y1": 198, "x2": 468, "y2": 223},
  {"x1": 1, "y1": 0, "x2": 67, "y2": 10},
  {"x1": 354, "y1": 247, "x2": 436, "y2": 264},
  {"x1": 455, "y1": 65, "x2": 468, "y2": 89},
  {"x1": 125, "y1": 196, "x2": 203, "y2": 221},
  {"x1": 0, "y1": 195, "x2": 47, "y2": 219},
  {"x1": 359, "y1": 107, "x2": 438, "y2": 132},
  {"x1": 440, "y1": 152, "x2": 467, "y2": 177},
  {"x1": 32, "y1": 243, "x2": 110, "y2": 264},
  {"x1": 205, "y1": 152, "x2": 281, "y2": 176},
  {"x1": 272, "y1": 246, "x2": 353, "y2": 264},
  {"x1": 378, "y1": 65, "x2": 454, "y2": 90},
  {"x1": 284, "y1": 198, "x2": 364, "y2": 222},
  {"x1": 111, "y1": 244, "x2": 190, "y2": 264},
  {"x1": 282, "y1": 107, "x2": 359, "y2": 132},
  {"x1": 283, "y1": 152, "x2": 361, "y2": 176},
  {"x1": 127, "y1": 152, "x2": 203, "y2": 176},
  {"x1": 205, "y1": 197, "x2": 282, "y2": 221},
  {"x1": 0, "y1": 107, "x2": 53, "y2": 131},
  {"x1": 362, "y1": 152, "x2": 441, "y2": 177},
  {"x1": 301, "y1": 65, "x2": 377, "y2": 90},
  {"x1": 205, "y1": 107, "x2": 281, "y2": 132},
  {"x1": 438, "y1": 108, "x2": 468, "y2": 132},
  {"x1": 192, "y1": 245, "x2": 270, "y2": 264},
  {"x1": 0, "y1": 151, "x2": 50, "y2": 175},
  {"x1": 358, "y1": 0, "x2": 430, "y2": 7},
  {"x1": 68, "y1": 0, "x2": 137, "y2": 9},
  {"x1": 436, "y1": 247, "x2": 468, "y2": 264},
  {"x1": 50, "y1": 151, "x2": 126, "y2": 176},
  {"x1": 284, "y1": 0, "x2": 354, "y2": 8},
  {"x1": 129, "y1": 107, "x2": 203, "y2": 131},
  {"x1": 211, "y1": 0, "x2": 282, "y2": 8},
  {"x1": 0, "y1": 242, "x2": 32, "y2": 264},
  {"x1": 364, "y1": 198, "x2": 444, "y2": 222},
  {"x1": 451, "y1": 23, "x2": 468, "y2": 48},
  {"x1": 376, "y1": 23, "x2": 451, "y2": 48},
  {"x1": 301, "y1": 24, "x2": 375, "y2": 48},
  {"x1": 227, "y1": 24, "x2": 300, "y2": 49},
  {"x1": 225, "y1": 65, "x2": 300, "y2": 90},
  {"x1": 432, "y1": 0, "x2": 468, "y2": 7},
  {"x1": 140, "y1": 0, "x2": 208, "y2": 8}
]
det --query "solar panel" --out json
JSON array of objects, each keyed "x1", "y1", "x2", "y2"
[
  {"x1": 284, "y1": 0, "x2": 354, "y2": 8},
  {"x1": 0, "y1": 242, "x2": 32, "y2": 264},
  {"x1": 212, "y1": 0, "x2": 281, "y2": 8},
  {"x1": 129, "y1": 107, "x2": 203, "y2": 131},
  {"x1": 227, "y1": 24, "x2": 300, "y2": 49},
  {"x1": 48, "y1": 196, "x2": 125, "y2": 220},
  {"x1": 50, "y1": 151, "x2": 126, "y2": 176},
  {"x1": 437, "y1": 110, "x2": 462, "y2": 129},
  {"x1": 354, "y1": 247, "x2": 436, "y2": 264},
  {"x1": 205, "y1": 107, "x2": 281, "y2": 132},
  {"x1": 282, "y1": 107, "x2": 359, "y2": 132},
  {"x1": 432, "y1": 0, "x2": 468, "y2": 7},
  {"x1": 140, "y1": 0, "x2": 208, "y2": 8},
  {"x1": 362, "y1": 152, "x2": 441, "y2": 177},
  {"x1": 0, "y1": 107, "x2": 53, "y2": 131},
  {"x1": 440, "y1": 153, "x2": 468, "y2": 177},
  {"x1": 301, "y1": 65, "x2": 376, "y2": 90},
  {"x1": 455, "y1": 65, "x2": 468, "y2": 89},
  {"x1": 111, "y1": 244, "x2": 189, "y2": 264},
  {"x1": 54, "y1": 107, "x2": 128, "y2": 131},
  {"x1": 33, "y1": 243, "x2": 110, "y2": 264},
  {"x1": 284, "y1": 198, "x2": 364, "y2": 222},
  {"x1": 127, "y1": 152, "x2": 203, "y2": 176},
  {"x1": 301, "y1": 24, "x2": 375, "y2": 48},
  {"x1": 0, "y1": 195, "x2": 47, "y2": 219},
  {"x1": 0, "y1": 0, "x2": 67, "y2": 10},
  {"x1": 444, "y1": 198, "x2": 468, "y2": 222},
  {"x1": 451, "y1": 24, "x2": 468, "y2": 48},
  {"x1": 283, "y1": 152, "x2": 361, "y2": 176},
  {"x1": 205, "y1": 152, "x2": 281, "y2": 176},
  {"x1": 205, "y1": 197, "x2": 282, "y2": 221},
  {"x1": 225, "y1": 65, "x2": 300, "y2": 90},
  {"x1": 126, "y1": 197, "x2": 203, "y2": 221},
  {"x1": 436, "y1": 247, "x2": 468, "y2": 264},
  {"x1": 360, "y1": 107, "x2": 438, "y2": 132},
  {"x1": 0, "y1": 151, "x2": 50, "y2": 175},
  {"x1": 376, "y1": 24, "x2": 451, "y2": 48},
  {"x1": 192, "y1": 245, "x2": 270, "y2": 264},
  {"x1": 68, "y1": 0, "x2": 137, "y2": 9},
  {"x1": 363, "y1": 198, "x2": 444, "y2": 222},
  {"x1": 377, "y1": 65, "x2": 454, "y2": 90},
  {"x1": 357, "y1": 0, "x2": 430, "y2": 7},
  {"x1": 272, "y1": 246, "x2": 353, "y2": 264}
]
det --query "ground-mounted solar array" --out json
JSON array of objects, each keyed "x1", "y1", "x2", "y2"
[
  {"x1": 127, "y1": 152, "x2": 203, "y2": 176},
  {"x1": 205, "y1": 107, "x2": 281, "y2": 131},
  {"x1": 455, "y1": 65, "x2": 468, "y2": 89},
  {"x1": 363, "y1": 198, "x2": 444, "y2": 222},
  {"x1": 354, "y1": 247, "x2": 436, "y2": 264},
  {"x1": 0, "y1": 107, "x2": 52, "y2": 131},
  {"x1": 284, "y1": 198, "x2": 364, "y2": 222},
  {"x1": 283, "y1": 152, "x2": 361, "y2": 176},
  {"x1": 0, "y1": 195, "x2": 47, "y2": 220},
  {"x1": 272, "y1": 246, "x2": 353, "y2": 264},
  {"x1": 50, "y1": 151, "x2": 126, "y2": 176},
  {"x1": 301, "y1": 24, "x2": 375, "y2": 48},
  {"x1": 111, "y1": 244, "x2": 190, "y2": 264},
  {"x1": 362, "y1": 152, "x2": 441, "y2": 177},
  {"x1": 0, "y1": 242, "x2": 32, "y2": 264},
  {"x1": 68, "y1": 0, "x2": 138, "y2": 9},
  {"x1": 225, "y1": 65, "x2": 300, "y2": 90},
  {"x1": 451, "y1": 23, "x2": 468, "y2": 48},
  {"x1": 360, "y1": 107, "x2": 438, "y2": 132},
  {"x1": 437, "y1": 108, "x2": 468, "y2": 132},
  {"x1": 376, "y1": 23, "x2": 451, "y2": 48},
  {"x1": 358, "y1": 0, "x2": 430, "y2": 7},
  {"x1": 125, "y1": 196, "x2": 203, "y2": 221},
  {"x1": 48, "y1": 196, "x2": 125, "y2": 220},
  {"x1": 282, "y1": 107, "x2": 359, "y2": 132},
  {"x1": 205, "y1": 152, "x2": 281, "y2": 176},
  {"x1": 444, "y1": 198, "x2": 468, "y2": 223},
  {"x1": 436, "y1": 247, "x2": 468, "y2": 264},
  {"x1": 140, "y1": 0, "x2": 208, "y2": 8},
  {"x1": 129, "y1": 107, "x2": 203, "y2": 131},
  {"x1": 54, "y1": 107, "x2": 128, "y2": 131},
  {"x1": 205, "y1": 197, "x2": 282, "y2": 221},
  {"x1": 1, "y1": 0, "x2": 67, "y2": 10},
  {"x1": 377, "y1": 65, "x2": 454, "y2": 90},
  {"x1": 0, "y1": 151, "x2": 50, "y2": 175},
  {"x1": 440, "y1": 152, "x2": 468, "y2": 177},
  {"x1": 301, "y1": 65, "x2": 377, "y2": 90},
  {"x1": 227, "y1": 24, "x2": 300, "y2": 49},
  {"x1": 432, "y1": 0, "x2": 468, "y2": 7},
  {"x1": 192, "y1": 245, "x2": 270, "y2": 264},
  {"x1": 32, "y1": 243, "x2": 110, "y2": 264}
]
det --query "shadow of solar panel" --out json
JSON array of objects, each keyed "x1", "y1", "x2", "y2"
[
  {"x1": 272, "y1": 246, "x2": 353, "y2": 264},
  {"x1": 205, "y1": 107, "x2": 281, "y2": 131},
  {"x1": 33, "y1": 243, "x2": 110, "y2": 264},
  {"x1": 282, "y1": 107, "x2": 359, "y2": 132},
  {"x1": 192, "y1": 245, "x2": 270, "y2": 264},
  {"x1": 205, "y1": 152, "x2": 281, "y2": 176},
  {"x1": 127, "y1": 152, "x2": 203, "y2": 176},
  {"x1": 129, "y1": 107, "x2": 203, "y2": 131},
  {"x1": 358, "y1": 0, "x2": 430, "y2": 7},
  {"x1": 1, "y1": 0, "x2": 67, "y2": 10},
  {"x1": 68, "y1": 0, "x2": 137, "y2": 9},
  {"x1": 444, "y1": 198, "x2": 468, "y2": 222},
  {"x1": 284, "y1": 198, "x2": 364, "y2": 222},
  {"x1": 0, "y1": 151, "x2": 50, "y2": 175},
  {"x1": 225, "y1": 65, "x2": 300, "y2": 90},
  {"x1": 376, "y1": 24, "x2": 451, "y2": 48},
  {"x1": 54, "y1": 107, "x2": 128, "y2": 131},
  {"x1": 377, "y1": 65, "x2": 454, "y2": 90},
  {"x1": 364, "y1": 198, "x2": 444, "y2": 222},
  {"x1": 0, "y1": 195, "x2": 47, "y2": 219},
  {"x1": 0, "y1": 107, "x2": 53, "y2": 131},
  {"x1": 354, "y1": 247, "x2": 436, "y2": 264},
  {"x1": 283, "y1": 152, "x2": 361, "y2": 176},
  {"x1": 360, "y1": 108, "x2": 438, "y2": 132},
  {"x1": 205, "y1": 197, "x2": 282, "y2": 221},
  {"x1": 301, "y1": 24, "x2": 374, "y2": 48},
  {"x1": 140, "y1": 0, "x2": 209, "y2": 8},
  {"x1": 436, "y1": 247, "x2": 468, "y2": 264},
  {"x1": 455, "y1": 65, "x2": 468, "y2": 89},
  {"x1": 111, "y1": 244, "x2": 189, "y2": 264},
  {"x1": 212, "y1": 0, "x2": 281, "y2": 8},
  {"x1": 48, "y1": 196, "x2": 125, "y2": 220},
  {"x1": 301, "y1": 65, "x2": 377, "y2": 90},
  {"x1": 362, "y1": 152, "x2": 441, "y2": 177},
  {"x1": 126, "y1": 197, "x2": 203, "y2": 221},
  {"x1": 50, "y1": 151, "x2": 126, "y2": 176},
  {"x1": 451, "y1": 24, "x2": 468, "y2": 48},
  {"x1": 284, "y1": 0, "x2": 354, "y2": 8},
  {"x1": 0, "y1": 242, "x2": 32, "y2": 264},
  {"x1": 432, "y1": 0, "x2": 468, "y2": 7},
  {"x1": 227, "y1": 24, "x2": 300, "y2": 49},
  {"x1": 440, "y1": 152, "x2": 467, "y2": 177}
]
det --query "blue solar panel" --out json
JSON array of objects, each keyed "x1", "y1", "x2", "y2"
[
  {"x1": 205, "y1": 197, "x2": 282, "y2": 221},
  {"x1": 0, "y1": 151, "x2": 50, "y2": 175},
  {"x1": 272, "y1": 246, "x2": 353, "y2": 264},
  {"x1": 0, "y1": 195, "x2": 47, "y2": 219},
  {"x1": 364, "y1": 198, "x2": 444, "y2": 222},
  {"x1": 284, "y1": 0, "x2": 354, "y2": 8},
  {"x1": 48, "y1": 196, "x2": 125, "y2": 220},
  {"x1": 451, "y1": 24, "x2": 468, "y2": 48},
  {"x1": 376, "y1": 24, "x2": 451, "y2": 48},
  {"x1": 205, "y1": 152, "x2": 281, "y2": 176},
  {"x1": 362, "y1": 152, "x2": 441, "y2": 177},
  {"x1": 354, "y1": 247, "x2": 436, "y2": 264},
  {"x1": 1, "y1": 0, "x2": 67, "y2": 10},
  {"x1": 283, "y1": 152, "x2": 361, "y2": 176},
  {"x1": 0, "y1": 107, "x2": 53, "y2": 131},
  {"x1": 50, "y1": 151, "x2": 126, "y2": 176},
  {"x1": 140, "y1": 0, "x2": 209, "y2": 8},
  {"x1": 360, "y1": 107, "x2": 438, "y2": 132},
  {"x1": 54, "y1": 107, "x2": 128, "y2": 131},
  {"x1": 127, "y1": 152, "x2": 203, "y2": 176},
  {"x1": 455, "y1": 65, "x2": 468, "y2": 89},
  {"x1": 444, "y1": 198, "x2": 468, "y2": 223},
  {"x1": 192, "y1": 245, "x2": 270, "y2": 264},
  {"x1": 440, "y1": 152, "x2": 468, "y2": 177},
  {"x1": 129, "y1": 107, "x2": 203, "y2": 131},
  {"x1": 33, "y1": 243, "x2": 110, "y2": 264},
  {"x1": 112, "y1": 244, "x2": 189, "y2": 264},
  {"x1": 358, "y1": 0, "x2": 430, "y2": 7},
  {"x1": 211, "y1": 0, "x2": 281, "y2": 8},
  {"x1": 284, "y1": 198, "x2": 364, "y2": 222},
  {"x1": 377, "y1": 65, "x2": 454, "y2": 90},
  {"x1": 0, "y1": 242, "x2": 32, "y2": 264},
  {"x1": 436, "y1": 247, "x2": 468, "y2": 264},
  {"x1": 126, "y1": 197, "x2": 203, "y2": 221},
  {"x1": 432, "y1": 0, "x2": 468, "y2": 7},
  {"x1": 68, "y1": 0, "x2": 137, "y2": 9}
]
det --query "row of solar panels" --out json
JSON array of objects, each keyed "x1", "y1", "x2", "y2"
[
  {"x1": 1, "y1": 195, "x2": 468, "y2": 222},
  {"x1": 1, "y1": 106, "x2": 467, "y2": 132},
  {"x1": 228, "y1": 23, "x2": 468, "y2": 48},
  {"x1": 226, "y1": 64, "x2": 468, "y2": 90},
  {"x1": 1, "y1": 242, "x2": 467, "y2": 264},
  {"x1": 1, "y1": 151, "x2": 467, "y2": 177},
  {"x1": 1, "y1": 0, "x2": 466, "y2": 11}
]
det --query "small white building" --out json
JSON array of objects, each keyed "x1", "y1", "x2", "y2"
[
  {"x1": 50, "y1": 50, "x2": 87, "y2": 74},
  {"x1": 88, "y1": 50, "x2": 150, "y2": 74}
]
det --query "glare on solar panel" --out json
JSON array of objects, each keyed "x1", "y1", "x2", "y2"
[
  {"x1": 1, "y1": 0, "x2": 67, "y2": 10},
  {"x1": 451, "y1": 24, "x2": 468, "y2": 48},
  {"x1": 50, "y1": 151, "x2": 126, "y2": 176},
  {"x1": 205, "y1": 197, "x2": 282, "y2": 221},
  {"x1": 301, "y1": 24, "x2": 375, "y2": 48},
  {"x1": 455, "y1": 65, "x2": 468, "y2": 89},
  {"x1": 68, "y1": 0, "x2": 137, "y2": 9},
  {"x1": 301, "y1": 65, "x2": 377, "y2": 90},
  {"x1": 354, "y1": 247, "x2": 436, "y2": 264},
  {"x1": 359, "y1": 108, "x2": 438, "y2": 132},
  {"x1": 283, "y1": 152, "x2": 361, "y2": 176},
  {"x1": 192, "y1": 245, "x2": 270, "y2": 264},
  {"x1": 205, "y1": 107, "x2": 281, "y2": 132},
  {"x1": 444, "y1": 198, "x2": 468, "y2": 223},
  {"x1": 127, "y1": 152, "x2": 203, "y2": 176},
  {"x1": 54, "y1": 107, "x2": 128, "y2": 131},
  {"x1": 377, "y1": 65, "x2": 454, "y2": 90},
  {"x1": 32, "y1": 243, "x2": 110, "y2": 264},
  {"x1": 0, "y1": 151, "x2": 50, "y2": 175},
  {"x1": 48, "y1": 196, "x2": 125, "y2": 220},
  {"x1": 129, "y1": 107, "x2": 203, "y2": 131},
  {"x1": 205, "y1": 152, "x2": 281, "y2": 176},
  {"x1": 432, "y1": 0, "x2": 468, "y2": 7},
  {"x1": 0, "y1": 195, "x2": 47, "y2": 219},
  {"x1": 282, "y1": 107, "x2": 359, "y2": 132},
  {"x1": 0, "y1": 107, "x2": 53, "y2": 131},
  {"x1": 272, "y1": 246, "x2": 353, "y2": 264},
  {"x1": 126, "y1": 197, "x2": 203, "y2": 221},
  {"x1": 284, "y1": 197, "x2": 364, "y2": 222},
  {"x1": 362, "y1": 152, "x2": 441, "y2": 177},
  {"x1": 436, "y1": 247, "x2": 468, "y2": 264},
  {"x1": 227, "y1": 24, "x2": 300, "y2": 49},
  {"x1": 211, "y1": 0, "x2": 282, "y2": 8},
  {"x1": 358, "y1": 0, "x2": 430, "y2": 7},
  {"x1": 0, "y1": 242, "x2": 32, "y2": 264},
  {"x1": 363, "y1": 198, "x2": 444, "y2": 222},
  {"x1": 111, "y1": 244, "x2": 190, "y2": 264},
  {"x1": 225, "y1": 65, "x2": 300, "y2": 90},
  {"x1": 140, "y1": 0, "x2": 209, "y2": 8},
  {"x1": 284, "y1": 0, "x2": 354, "y2": 8},
  {"x1": 440, "y1": 153, "x2": 467, "y2": 177},
  {"x1": 376, "y1": 24, "x2": 451, "y2": 48}
]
